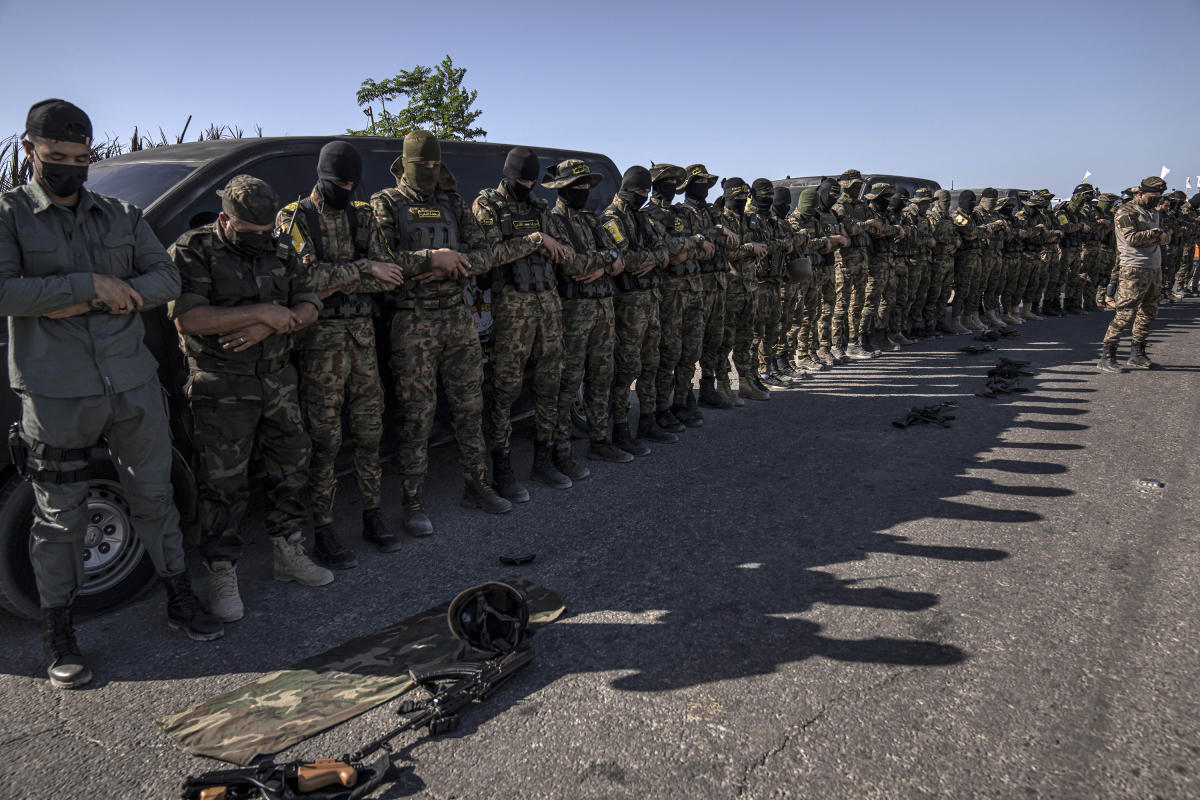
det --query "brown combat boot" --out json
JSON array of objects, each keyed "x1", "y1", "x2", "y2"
[{"x1": 463, "y1": 474, "x2": 513, "y2": 514}]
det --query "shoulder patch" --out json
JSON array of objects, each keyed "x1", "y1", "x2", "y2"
[
  {"x1": 351, "y1": 200, "x2": 370, "y2": 209},
  {"x1": 952, "y1": 211, "x2": 969, "y2": 227},
  {"x1": 602, "y1": 218, "x2": 625, "y2": 244},
  {"x1": 1057, "y1": 213, "x2": 1069, "y2": 226},
  {"x1": 673, "y1": 216, "x2": 684, "y2": 233}
]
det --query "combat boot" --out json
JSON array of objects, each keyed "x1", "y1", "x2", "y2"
[
  {"x1": 655, "y1": 407, "x2": 687, "y2": 433},
  {"x1": 638, "y1": 412, "x2": 679, "y2": 443},
  {"x1": 672, "y1": 404, "x2": 703, "y2": 428},
  {"x1": 698, "y1": 377, "x2": 726, "y2": 409},
  {"x1": 1097, "y1": 342, "x2": 1122, "y2": 374},
  {"x1": 312, "y1": 524, "x2": 358, "y2": 570},
  {"x1": 272, "y1": 532, "x2": 335, "y2": 587},
  {"x1": 400, "y1": 490, "x2": 434, "y2": 537},
  {"x1": 760, "y1": 371, "x2": 789, "y2": 388},
  {"x1": 1020, "y1": 305, "x2": 1042, "y2": 321},
  {"x1": 984, "y1": 310, "x2": 1006, "y2": 327},
  {"x1": 1127, "y1": 341, "x2": 1158, "y2": 370},
  {"x1": 364, "y1": 507, "x2": 405, "y2": 549},
  {"x1": 204, "y1": 560, "x2": 243, "y2": 622},
  {"x1": 874, "y1": 331, "x2": 898, "y2": 352},
  {"x1": 612, "y1": 422, "x2": 651, "y2": 456},
  {"x1": 799, "y1": 353, "x2": 825, "y2": 372},
  {"x1": 552, "y1": 440, "x2": 591, "y2": 481},
  {"x1": 829, "y1": 343, "x2": 847, "y2": 361},
  {"x1": 949, "y1": 315, "x2": 971, "y2": 334},
  {"x1": 889, "y1": 331, "x2": 913, "y2": 347},
  {"x1": 532, "y1": 441, "x2": 573, "y2": 489},
  {"x1": 737, "y1": 375, "x2": 769, "y2": 401},
  {"x1": 1001, "y1": 309, "x2": 1023, "y2": 325},
  {"x1": 463, "y1": 475, "x2": 514, "y2": 514},
  {"x1": 920, "y1": 324, "x2": 937, "y2": 338},
  {"x1": 815, "y1": 346, "x2": 836, "y2": 368},
  {"x1": 718, "y1": 376, "x2": 744, "y2": 407},
  {"x1": 41, "y1": 607, "x2": 91, "y2": 690},
  {"x1": 588, "y1": 438, "x2": 634, "y2": 463},
  {"x1": 935, "y1": 318, "x2": 954, "y2": 335},
  {"x1": 844, "y1": 338, "x2": 870, "y2": 359},
  {"x1": 162, "y1": 571, "x2": 224, "y2": 642},
  {"x1": 490, "y1": 447, "x2": 529, "y2": 503},
  {"x1": 966, "y1": 313, "x2": 987, "y2": 332}
]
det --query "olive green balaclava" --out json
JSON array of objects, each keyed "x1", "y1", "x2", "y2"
[{"x1": 402, "y1": 129, "x2": 441, "y2": 195}]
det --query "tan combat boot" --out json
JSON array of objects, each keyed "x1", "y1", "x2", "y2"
[
  {"x1": 272, "y1": 533, "x2": 335, "y2": 587},
  {"x1": 205, "y1": 560, "x2": 244, "y2": 622}
]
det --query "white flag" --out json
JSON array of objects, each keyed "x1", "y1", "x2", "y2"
[
  {"x1": 1188, "y1": 177, "x2": 1193, "y2": 191},
  {"x1": 1082, "y1": 170, "x2": 1091, "y2": 183},
  {"x1": 1161, "y1": 166, "x2": 1170, "y2": 180}
]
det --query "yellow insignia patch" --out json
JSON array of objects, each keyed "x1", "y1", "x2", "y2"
[
  {"x1": 412, "y1": 207, "x2": 444, "y2": 220},
  {"x1": 602, "y1": 219, "x2": 625, "y2": 244},
  {"x1": 673, "y1": 217, "x2": 684, "y2": 232},
  {"x1": 513, "y1": 219, "x2": 540, "y2": 232},
  {"x1": 1057, "y1": 214, "x2": 1069, "y2": 225},
  {"x1": 953, "y1": 212, "x2": 968, "y2": 226},
  {"x1": 572, "y1": 163, "x2": 589, "y2": 175}
]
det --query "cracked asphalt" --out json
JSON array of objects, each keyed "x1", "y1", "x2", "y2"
[{"x1": 0, "y1": 301, "x2": 1197, "y2": 799}]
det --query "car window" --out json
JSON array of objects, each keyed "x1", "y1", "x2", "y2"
[{"x1": 85, "y1": 162, "x2": 196, "y2": 212}]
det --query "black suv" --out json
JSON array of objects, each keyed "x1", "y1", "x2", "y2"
[
  {"x1": 0, "y1": 136, "x2": 621, "y2": 620},
  {"x1": 772, "y1": 174, "x2": 943, "y2": 208}
]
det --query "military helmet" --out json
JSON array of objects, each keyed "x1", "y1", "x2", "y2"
[
  {"x1": 447, "y1": 582, "x2": 530, "y2": 655},
  {"x1": 541, "y1": 158, "x2": 604, "y2": 189}
]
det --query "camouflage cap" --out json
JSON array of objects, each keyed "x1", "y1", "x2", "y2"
[
  {"x1": 1170, "y1": 189, "x2": 1186, "y2": 200},
  {"x1": 541, "y1": 158, "x2": 604, "y2": 189},
  {"x1": 1138, "y1": 176, "x2": 1167, "y2": 193},
  {"x1": 216, "y1": 175, "x2": 279, "y2": 226},
  {"x1": 863, "y1": 182, "x2": 894, "y2": 200},
  {"x1": 649, "y1": 163, "x2": 686, "y2": 185},
  {"x1": 838, "y1": 169, "x2": 862, "y2": 182},
  {"x1": 1098, "y1": 192, "x2": 1119, "y2": 202},
  {"x1": 680, "y1": 163, "x2": 718, "y2": 189},
  {"x1": 913, "y1": 187, "x2": 933, "y2": 199}
]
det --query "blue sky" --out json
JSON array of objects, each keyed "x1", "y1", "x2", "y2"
[{"x1": 2, "y1": 0, "x2": 1197, "y2": 197}]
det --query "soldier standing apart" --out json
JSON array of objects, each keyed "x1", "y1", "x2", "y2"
[
  {"x1": 540, "y1": 159, "x2": 632, "y2": 466},
  {"x1": 171, "y1": 175, "x2": 331, "y2": 623},
  {"x1": 473, "y1": 147, "x2": 571, "y2": 501},
  {"x1": 596, "y1": 166, "x2": 673, "y2": 454},
  {"x1": 1098, "y1": 177, "x2": 1170, "y2": 373},
  {"x1": 0, "y1": 100, "x2": 221, "y2": 688},
  {"x1": 277, "y1": 141, "x2": 405, "y2": 569},
  {"x1": 371, "y1": 130, "x2": 512, "y2": 532}
]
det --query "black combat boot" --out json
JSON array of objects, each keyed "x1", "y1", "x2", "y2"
[
  {"x1": 400, "y1": 490, "x2": 433, "y2": 537},
  {"x1": 363, "y1": 508, "x2": 404, "y2": 549},
  {"x1": 698, "y1": 377, "x2": 729, "y2": 409},
  {"x1": 312, "y1": 524, "x2": 358, "y2": 570},
  {"x1": 552, "y1": 440, "x2": 591, "y2": 481},
  {"x1": 532, "y1": 440, "x2": 573, "y2": 489},
  {"x1": 1097, "y1": 342, "x2": 1121, "y2": 374},
  {"x1": 860, "y1": 333, "x2": 881, "y2": 357},
  {"x1": 463, "y1": 475, "x2": 514, "y2": 514},
  {"x1": 1126, "y1": 341, "x2": 1158, "y2": 369},
  {"x1": 163, "y1": 571, "x2": 224, "y2": 641},
  {"x1": 587, "y1": 438, "x2": 634, "y2": 463},
  {"x1": 42, "y1": 607, "x2": 91, "y2": 689},
  {"x1": 638, "y1": 412, "x2": 678, "y2": 444},
  {"x1": 672, "y1": 403, "x2": 703, "y2": 428},
  {"x1": 655, "y1": 407, "x2": 686, "y2": 433},
  {"x1": 611, "y1": 423, "x2": 650, "y2": 457},
  {"x1": 490, "y1": 447, "x2": 529, "y2": 503}
]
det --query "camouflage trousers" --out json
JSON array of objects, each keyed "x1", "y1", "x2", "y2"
[
  {"x1": 952, "y1": 250, "x2": 981, "y2": 317},
  {"x1": 19, "y1": 380, "x2": 185, "y2": 607},
  {"x1": 834, "y1": 247, "x2": 868, "y2": 345},
  {"x1": 1025, "y1": 248, "x2": 1054, "y2": 306},
  {"x1": 721, "y1": 285, "x2": 755, "y2": 378},
  {"x1": 299, "y1": 338, "x2": 384, "y2": 528},
  {"x1": 753, "y1": 280, "x2": 783, "y2": 372},
  {"x1": 1081, "y1": 244, "x2": 1104, "y2": 301},
  {"x1": 905, "y1": 255, "x2": 931, "y2": 330},
  {"x1": 1001, "y1": 253, "x2": 1026, "y2": 311},
  {"x1": 1060, "y1": 246, "x2": 1084, "y2": 305},
  {"x1": 1174, "y1": 245, "x2": 1198, "y2": 291},
  {"x1": 612, "y1": 288, "x2": 660, "y2": 424},
  {"x1": 188, "y1": 364, "x2": 310, "y2": 563},
  {"x1": 927, "y1": 254, "x2": 955, "y2": 328},
  {"x1": 1103, "y1": 266, "x2": 1162, "y2": 345},
  {"x1": 980, "y1": 250, "x2": 1004, "y2": 312},
  {"x1": 556, "y1": 296, "x2": 615, "y2": 444},
  {"x1": 885, "y1": 258, "x2": 909, "y2": 334},
  {"x1": 812, "y1": 272, "x2": 835, "y2": 351},
  {"x1": 1098, "y1": 247, "x2": 1120, "y2": 304},
  {"x1": 864, "y1": 255, "x2": 892, "y2": 332},
  {"x1": 698, "y1": 272, "x2": 728, "y2": 380},
  {"x1": 657, "y1": 275, "x2": 704, "y2": 409},
  {"x1": 1160, "y1": 247, "x2": 1177, "y2": 296},
  {"x1": 489, "y1": 287, "x2": 563, "y2": 449},
  {"x1": 389, "y1": 303, "x2": 488, "y2": 491},
  {"x1": 779, "y1": 280, "x2": 806, "y2": 356}
]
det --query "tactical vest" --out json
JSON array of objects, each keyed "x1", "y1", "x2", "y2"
[
  {"x1": 294, "y1": 198, "x2": 377, "y2": 319},
  {"x1": 606, "y1": 205, "x2": 661, "y2": 292},
  {"x1": 815, "y1": 209, "x2": 842, "y2": 267},
  {"x1": 1053, "y1": 204, "x2": 1081, "y2": 248},
  {"x1": 754, "y1": 212, "x2": 785, "y2": 280},
  {"x1": 376, "y1": 187, "x2": 462, "y2": 302},
  {"x1": 552, "y1": 207, "x2": 615, "y2": 300},
  {"x1": 867, "y1": 203, "x2": 895, "y2": 255},
  {"x1": 663, "y1": 208, "x2": 701, "y2": 277},
  {"x1": 478, "y1": 188, "x2": 556, "y2": 292},
  {"x1": 686, "y1": 200, "x2": 729, "y2": 274},
  {"x1": 835, "y1": 200, "x2": 871, "y2": 248}
]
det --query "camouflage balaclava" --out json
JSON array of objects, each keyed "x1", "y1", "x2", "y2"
[
  {"x1": 838, "y1": 169, "x2": 864, "y2": 202},
  {"x1": 402, "y1": 129, "x2": 441, "y2": 196},
  {"x1": 978, "y1": 187, "x2": 998, "y2": 212},
  {"x1": 1096, "y1": 193, "x2": 1117, "y2": 213},
  {"x1": 933, "y1": 189, "x2": 952, "y2": 214}
]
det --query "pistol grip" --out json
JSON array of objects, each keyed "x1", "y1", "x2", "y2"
[
  {"x1": 198, "y1": 788, "x2": 228, "y2": 800},
  {"x1": 296, "y1": 759, "x2": 358, "y2": 792}
]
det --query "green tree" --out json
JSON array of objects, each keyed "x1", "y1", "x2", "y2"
[{"x1": 348, "y1": 55, "x2": 486, "y2": 140}]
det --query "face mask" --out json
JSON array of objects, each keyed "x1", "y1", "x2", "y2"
[
  {"x1": 503, "y1": 177, "x2": 532, "y2": 203},
  {"x1": 936, "y1": 199, "x2": 950, "y2": 213},
  {"x1": 618, "y1": 189, "x2": 647, "y2": 210},
  {"x1": 753, "y1": 194, "x2": 772, "y2": 210},
  {"x1": 317, "y1": 179, "x2": 352, "y2": 210},
  {"x1": 560, "y1": 186, "x2": 590, "y2": 210},
  {"x1": 404, "y1": 163, "x2": 439, "y2": 195},
  {"x1": 222, "y1": 220, "x2": 271, "y2": 253},
  {"x1": 684, "y1": 183, "x2": 709, "y2": 202},
  {"x1": 35, "y1": 154, "x2": 88, "y2": 197}
]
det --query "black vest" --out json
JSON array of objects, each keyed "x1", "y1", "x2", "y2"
[
  {"x1": 552, "y1": 207, "x2": 615, "y2": 300},
  {"x1": 478, "y1": 188, "x2": 556, "y2": 292},
  {"x1": 377, "y1": 187, "x2": 462, "y2": 301}
]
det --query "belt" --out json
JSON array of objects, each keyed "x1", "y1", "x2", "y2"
[
  {"x1": 188, "y1": 356, "x2": 289, "y2": 377},
  {"x1": 394, "y1": 294, "x2": 464, "y2": 311}
]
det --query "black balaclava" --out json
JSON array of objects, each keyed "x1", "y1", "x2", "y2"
[
  {"x1": 957, "y1": 189, "x2": 976, "y2": 214},
  {"x1": 772, "y1": 186, "x2": 791, "y2": 219},
  {"x1": 502, "y1": 146, "x2": 540, "y2": 203},
  {"x1": 724, "y1": 178, "x2": 749, "y2": 216},
  {"x1": 751, "y1": 178, "x2": 773, "y2": 212},
  {"x1": 652, "y1": 178, "x2": 678, "y2": 200},
  {"x1": 685, "y1": 181, "x2": 710, "y2": 202},
  {"x1": 818, "y1": 178, "x2": 838, "y2": 210},
  {"x1": 618, "y1": 166, "x2": 652, "y2": 210},
  {"x1": 888, "y1": 193, "x2": 905, "y2": 213},
  {"x1": 714, "y1": 195, "x2": 726, "y2": 212},
  {"x1": 316, "y1": 141, "x2": 362, "y2": 210},
  {"x1": 559, "y1": 184, "x2": 590, "y2": 211}
]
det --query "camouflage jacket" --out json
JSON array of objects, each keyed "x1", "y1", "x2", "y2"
[
  {"x1": 746, "y1": 207, "x2": 791, "y2": 282},
  {"x1": 643, "y1": 195, "x2": 706, "y2": 281},
  {"x1": 168, "y1": 224, "x2": 321, "y2": 368},
  {"x1": 831, "y1": 196, "x2": 880, "y2": 250},
  {"x1": 902, "y1": 203, "x2": 936, "y2": 259},
  {"x1": 928, "y1": 206, "x2": 961, "y2": 257},
  {"x1": 594, "y1": 196, "x2": 670, "y2": 292},
  {"x1": 950, "y1": 204, "x2": 984, "y2": 251},
  {"x1": 720, "y1": 208, "x2": 769, "y2": 291},
  {"x1": 1114, "y1": 201, "x2": 1163, "y2": 270},
  {"x1": 789, "y1": 206, "x2": 844, "y2": 271},
  {"x1": 971, "y1": 201, "x2": 1007, "y2": 254},
  {"x1": 1051, "y1": 200, "x2": 1088, "y2": 248},
  {"x1": 275, "y1": 190, "x2": 392, "y2": 350},
  {"x1": 677, "y1": 196, "x2": 733, "y2": 273},
  {"x1": 1024, "y1": 206, "x2": 1062, "y2": 251},
  {"x1": 543, "y1": 198, "x2": 616, "y2": 299},
  {"x1": 370, "y1": 175, "x2": 494, "y2": 302},
  {"x1": 865, "y1": 200, "x2": 901, "y2": 256}
]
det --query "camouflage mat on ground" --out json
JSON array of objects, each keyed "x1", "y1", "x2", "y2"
[{"x1": 157, "y1": 579, "x2": 565, "y2": 765}]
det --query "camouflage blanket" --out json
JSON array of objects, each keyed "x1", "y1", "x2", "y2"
[{"x1": 158, "y1": 580, "x2": 565, "y2": 765}]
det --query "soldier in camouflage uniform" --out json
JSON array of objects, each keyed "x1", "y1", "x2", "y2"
[
  {"x1": 644, "y1": 164, "x2": 711, "y2": 429},
  {"x1": 746, "y1": 178, "x2": 795, "y2": 385},
  {"x1": 926, "y1": 189, "x2": 960, "y2": 334},
  {"x1": 903, "y1": 189, "x2": 937, "y2": 336},
  {"x1": 678, "y1": 165, "x2": 738, "y2": 409},
  {"x1": 171, "y1": 175, "x2": 332, "y2": 622},
  {"x1": 774, "y1": 185, "x2": 814, "y2": 375},
  {"x1": 1027, "y1": 189, "x2": 1063, "y2": 318},
  {"x1": 882, "y1": 187, "x2": 915, "y2": 344},
  {"x1": 830, "y1": 170, "x2": 880, "y2": 359},
  {"x1": 785, "y1": 187, "x2": 839, "y2": 370},
  {"x1": 947, "y1": 190, "x2": 986, "y2": 333},
  {"x1": 1099, "y1": 177, "x2": 1170, "y2": 372},
  {"x1": 472, "y1": 147, "x2": 572, "y2": 501},
  {"x1": 974, "y1": 188, "x2": 1008, "y2": 327},
  {"x1": 1053, "y1": 183, "x2": 1093, "y2": 315},
  {"x1": 371, "y1": 130, "x2": 512, "y2": 533},
  {"x1": 276, "y1": 142, "x2": 404, "y2": 569},
  {"x1": 861, "y1": 182, "x2": 906, "y2": 351},
  {"x1": 997, "y1": 192, "x2": 1027, "y2": 324},
  {"x1": 540, "y1": 159, "x2": 632, "y2": 467},
  {"x1": 798, "y1": 179, "x2": 849, "y2": 365},
  {"x1": 718, "y1": 178, "x2": 771, "y2": 400},
  {"x1": 1078, "y1": 185, "x2": 1108, "y2": 312},
  {"x1": 1093, "y1": 193, "x2": 1119, "y2": 307},
  {"x1": 594, "y1": 166, "x2": 674, "y2": 453}
]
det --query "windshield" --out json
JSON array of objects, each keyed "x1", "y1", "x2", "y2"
[{"x1": 85, "y1": 161, "x2": 196, "y2": 211}]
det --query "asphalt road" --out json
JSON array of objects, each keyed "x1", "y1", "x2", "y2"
[{"x1": 0, "y1": 301, "x2": 1197, "y2": 800}]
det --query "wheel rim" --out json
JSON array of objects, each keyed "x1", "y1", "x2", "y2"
[{"x1": 76, "y1": 481, "x2": 143, "y2": 595}]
